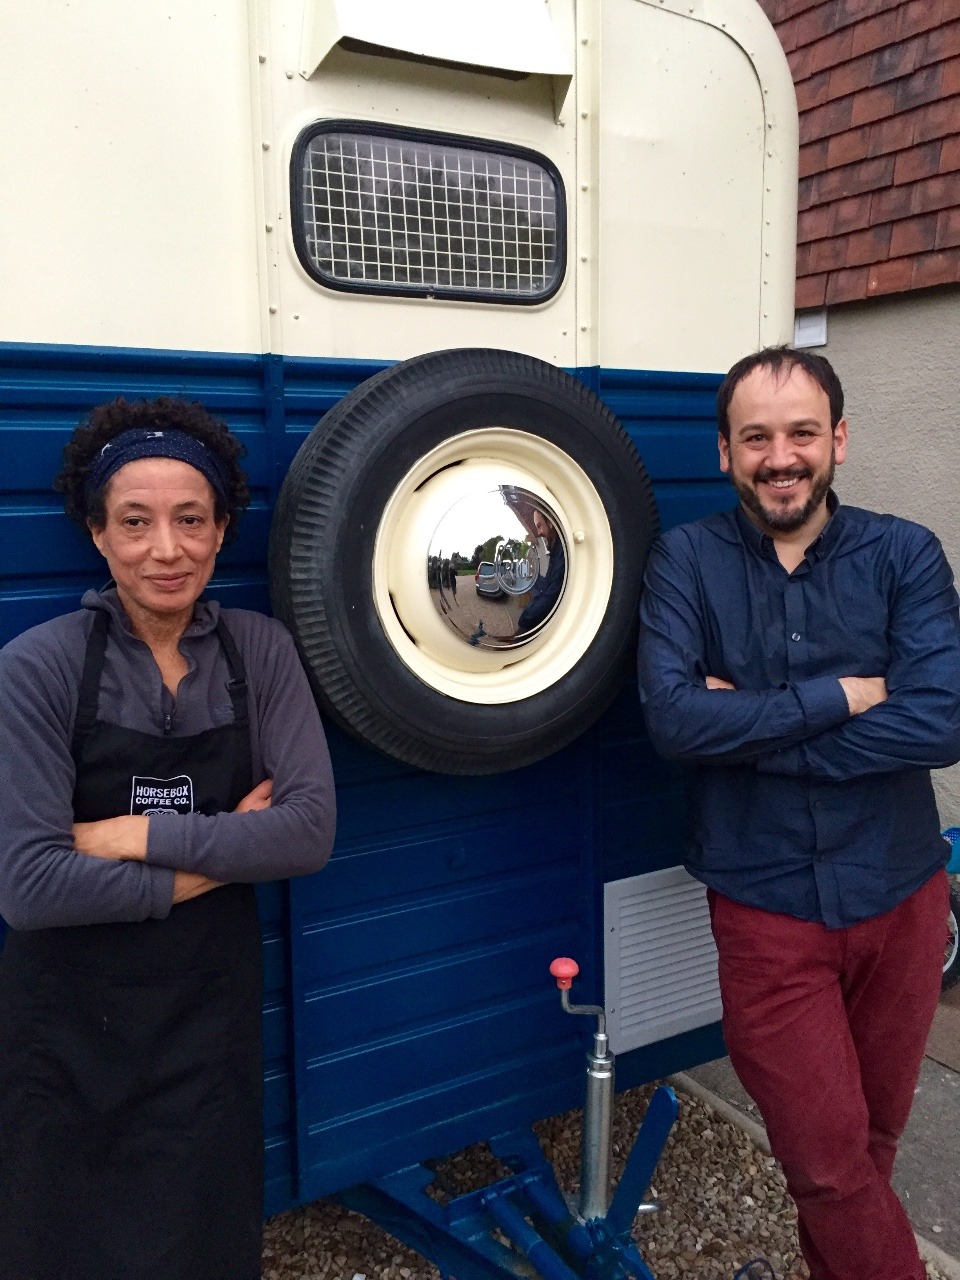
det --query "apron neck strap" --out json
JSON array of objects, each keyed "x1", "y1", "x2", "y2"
[
  {"x1": 214, "y1": 618, "x2": 249, "y2": 731},
  {"x1": 72, "y1": 610, "x2": 110, "y2": 753}
]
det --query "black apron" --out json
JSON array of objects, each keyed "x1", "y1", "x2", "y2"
[{"x1": 0, "y1": 610, "x2": 264, "y2": 1280}]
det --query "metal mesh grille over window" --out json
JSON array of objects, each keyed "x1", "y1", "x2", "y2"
[{"x1": 298, "y1": 130, "x2": 562, "y2": 300}]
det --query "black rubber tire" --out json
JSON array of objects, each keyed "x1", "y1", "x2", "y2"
[
  {"x1": 268, "y1": 348, "x2": 659, "y2": 774},
  {"x1": 943, "y1": 887, "x2": 960, "y2": 992}
]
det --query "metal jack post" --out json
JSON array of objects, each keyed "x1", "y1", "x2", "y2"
[
  {"x1": 341, "y1": 957, "x2": 679, "y2": 1280},
  {"x1": 548, "y1": 957, "x2": 614, "y2": 1221},
  {"x1": 547, "y1": 957, "x2": 681, "y2": 1267}
]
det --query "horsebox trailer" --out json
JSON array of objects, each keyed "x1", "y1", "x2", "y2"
[{"x1": 0, "y1": 0, "x2": 798, "y2": 1261}]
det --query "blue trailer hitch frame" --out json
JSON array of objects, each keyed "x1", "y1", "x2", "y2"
[{"x1": 340, "y1": 959, "x2": 680, "y2": 1280}]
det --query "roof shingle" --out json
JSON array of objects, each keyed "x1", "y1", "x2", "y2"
[{"x1": 757, "y1": 0, "x2": 960, "y2": 304}]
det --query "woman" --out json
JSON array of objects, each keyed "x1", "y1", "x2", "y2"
[{"x1": 0, "y1": 396, "x2": 336, "y2": 1280}]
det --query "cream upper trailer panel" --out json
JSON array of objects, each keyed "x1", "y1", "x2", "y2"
[
  {"x1": 268, "y1": 0, "x2": 796, "y2": 370},
  {"x1": 265, "y1": 0, "x2": 580, "y2": 365},
  {"x1": 596, "y1": 0, "x2": 798, "y2": 374},
  {"x1": 0, "y1": 0, "x2": 795, "y2": 370},
  {"x1": 0, "y1": 2, "x2": 263, "y2": 355}
]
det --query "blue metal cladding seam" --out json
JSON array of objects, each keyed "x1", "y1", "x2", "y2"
[{"x1": 0, "y1": 342, "x2": 729, "y2": 1216}]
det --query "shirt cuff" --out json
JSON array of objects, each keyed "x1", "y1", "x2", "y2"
[
  {"x1": 798, "y1": 675, "x2": 849, "y2": 737},
  {"x1": 795, "y1": 676, "x2": 851, "y2": 735}
]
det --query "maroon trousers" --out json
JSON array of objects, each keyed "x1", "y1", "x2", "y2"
[{"x1": 708, "y1": 871, "x2": 948, "y2": 1280}]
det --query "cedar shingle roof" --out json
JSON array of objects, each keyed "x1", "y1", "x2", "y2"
[{"x1": 757, "y1": 0, "x2": 960, "y2": 307}]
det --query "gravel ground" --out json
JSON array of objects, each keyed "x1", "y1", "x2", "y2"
[{"x1": 262, "y1": 1080, "x2": 948, "y2": 1280}]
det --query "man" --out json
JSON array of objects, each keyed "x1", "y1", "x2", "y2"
[
  {"x1": 516, "y1": 509, "x2": 566, "y2": 634},
  {"x1": 637, "y1": 347, "x2": 960, "y2": 1280}
]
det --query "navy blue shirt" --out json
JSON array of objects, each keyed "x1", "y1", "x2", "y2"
[{"x1": 637, "y1": 497, "x2": 960, "y2": 928}]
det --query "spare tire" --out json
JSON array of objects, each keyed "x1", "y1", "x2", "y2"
[{"x1": 269, "y1": 348, "x2": 658, "y2": 774}]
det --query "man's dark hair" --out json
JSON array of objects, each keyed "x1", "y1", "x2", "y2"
[
  {"x1": 55, "y1": 396, "x2": 250, "y2": 544},
  {"x1": 716, "y1": 346, "x2": 845, "y2": 440}
]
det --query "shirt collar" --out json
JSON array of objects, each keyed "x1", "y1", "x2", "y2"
[{"x1": 735, "y1": 490, "x2": 843, "y2": 563}]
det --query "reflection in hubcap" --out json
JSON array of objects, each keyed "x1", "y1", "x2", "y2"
[
  {"x1": 373, "y1": 425, "x2": 614, "y2": 704},
  {"x1": 427, "y1": 487, "x2": 567, "y2": 650}
]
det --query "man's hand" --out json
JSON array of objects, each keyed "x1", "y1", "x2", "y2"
[
  {"x1": 172, "y1": 871, "x2": 221, "y2": 904},
  {"x1": 706, "y1": 676, "x2": 737, "y2": 691},
  {"x1": 838, "y1": 676, "x2": 888, "y2": 716},
  {"x1": 234, "y1": 779, "x2": 272, "y2": 813}
]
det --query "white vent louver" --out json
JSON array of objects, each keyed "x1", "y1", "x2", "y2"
[{"x1": 604, "y1": 867, "x2": 722, "y2": 1055}]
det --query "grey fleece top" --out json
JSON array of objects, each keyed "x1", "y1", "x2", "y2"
[{"x1": 0, "y1": 589, "x2": 336, "y2": 930}]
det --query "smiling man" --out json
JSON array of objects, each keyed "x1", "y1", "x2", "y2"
[{"x1": 637, "y1": 347, "x2": 960, "y2": 1280}]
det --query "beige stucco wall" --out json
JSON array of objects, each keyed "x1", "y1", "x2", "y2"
[{"x1": 807, "y1": 283, "x2": 960, "y2": 825}]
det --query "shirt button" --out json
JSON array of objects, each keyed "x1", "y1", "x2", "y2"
[{"x1": 791, "y1": 632, "x2": 801, "y2": 641}]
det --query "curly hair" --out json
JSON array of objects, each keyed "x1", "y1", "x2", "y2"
[{"x1": 55, "y1": 396, "x2": 250, "y2": 544}]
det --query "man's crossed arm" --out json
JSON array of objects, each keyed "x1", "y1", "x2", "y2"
[{"x1": 639, "y1": 532, "x2": 960, "y2": 780}]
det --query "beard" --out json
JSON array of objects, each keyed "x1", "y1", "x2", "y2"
[{"x1": 733, "y1": 454, "x2": 836, "y2": 534}]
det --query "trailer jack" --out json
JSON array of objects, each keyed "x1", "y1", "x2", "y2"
[{"x1": 340, "y1": 958, "x2": 678, "y2": 1280}]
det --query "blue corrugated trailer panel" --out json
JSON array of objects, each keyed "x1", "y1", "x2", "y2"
[{"x1": 0, "y1": 342, "x2": 727, "y2": 1217}]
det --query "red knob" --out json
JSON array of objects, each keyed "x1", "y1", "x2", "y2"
[{"x1": 550, "y1": 957, "x2": 579, "y2": 990}]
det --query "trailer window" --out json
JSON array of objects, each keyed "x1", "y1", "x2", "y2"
[{"x1": 292, "y1": 123, "x2": 565, "y2": 304}]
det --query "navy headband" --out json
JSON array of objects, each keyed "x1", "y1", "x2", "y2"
[{"x1": 85, "y1": 429, "x2": 231, "y2": 510}]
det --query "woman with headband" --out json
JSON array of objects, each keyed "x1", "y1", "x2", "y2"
[{"x1": 0, "y1": 396, "x2": 336, "y2": 1280}]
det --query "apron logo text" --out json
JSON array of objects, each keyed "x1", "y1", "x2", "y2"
[{"x1": 130, "y1": 774, "x2": 195, "y2": 816}]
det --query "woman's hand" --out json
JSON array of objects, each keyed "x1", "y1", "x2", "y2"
[
  {"x1": 72, "y1": 780, "x2": 271, "y2": 865},
  {"x1": 169, "y1": 787, "x2": 269, "y2": 903},
  {"x1": 70, "y1": 827, "x2": 221, "y2": 903},
  {"x1": 234, "y1": 779, "x2": 272, "y2": 813},
  {"x1": 172, "y1": 871, "x2": 221, "y2": 903},
  {"x1": 72, "y1": 815, "x2": 148, "y2": 861}
]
